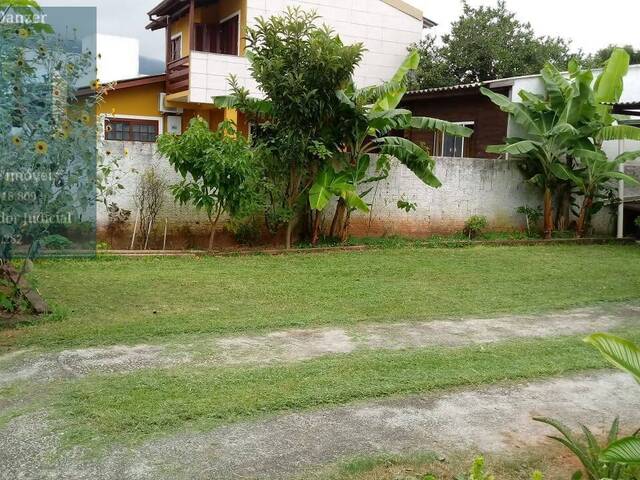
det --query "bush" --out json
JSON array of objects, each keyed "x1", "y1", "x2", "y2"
[
  {"x1": 226, "y1": 217, "x2": 261, "y2": 246},
  {"x1": 517, "y1": 205, "x2": 543, "y2": 236},
  {"x1": 464, "y1": 216, "x2": 489, "y2": 239},
  {"x1": 42, "y1": 235, "x2": 74, "y2": 250}
]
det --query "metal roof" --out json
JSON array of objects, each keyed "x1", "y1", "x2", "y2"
[{"x1": 405, "y1": 82, "x2": 486, "y2": 96}]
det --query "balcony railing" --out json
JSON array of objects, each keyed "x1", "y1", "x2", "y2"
[{"x1": 167, "y1": 56, "x2": 190, "y2": 95}]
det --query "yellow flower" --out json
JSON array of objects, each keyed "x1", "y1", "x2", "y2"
[
  {"x1": 124, "y1": 148, "x2": 129, "y2": 156},
  {"x1": 17, "y1": 28, "x2": 29, "y2": 39},
  {"x1": 35, "y1": 141, "x2": 48, "y2": 155},
  {"x1": 90, "y1": 79, "x2": 101, "y2": 91},
  {"x1": 16, "y1": 58, "x2": 25, "y2": 68},
  {"x1": 11, "y1": 136, "x2": 22, "y2": 147},
  {"x1": 38, "y1": 45, "x2": 47, "y2": 56},
  {"x1": 81, "y1": 113, "x2": 92, "y2": 125}
]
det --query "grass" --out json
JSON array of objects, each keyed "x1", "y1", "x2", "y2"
[
  {"x1": 306, "y1": 450, "x2": 565, "y2": 480},
  {"x1": 2, "y1": 244, "x2": 640, "y2": 351},
  {"x1": 53, "y1": 330, "x2": 640, "y2": 450}
]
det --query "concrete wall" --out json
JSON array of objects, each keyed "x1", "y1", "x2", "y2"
[
  {"x1": 348, "y1": 157, "x2": 541, "y2": 237},
  {"x1": 99, "y1": 148, "x2": 620, "y2": 247}
]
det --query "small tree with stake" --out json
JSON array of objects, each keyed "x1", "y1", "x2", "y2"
[{"x1": 157, "y1": 118, "x2": 257, "y2": 251}]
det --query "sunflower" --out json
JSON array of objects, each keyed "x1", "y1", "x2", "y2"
[
  {"x1": 17, "y1": 28, "x2": 29, "y2": 39},
  {"x1": 11, "y1": 136, "x2": 22, "y2": 147},
  {"x1": 90, "y1": 79, "x2": 101, "y2": 91},
  {"x1": 37, "y1": 45, "x2": 47, "y2": 56},
  {"x1": 81, "y1": 113, "x2": 92, "y2": 125},
  {"x1": 35, "y1": 141, "x2": 48, "y2": 155},
  {"x1": 16, "y1": 58, "x2": 25, "y2": 68},
  {"x1": 53, "y1": 88, "x2": 61, "y2": 97}
]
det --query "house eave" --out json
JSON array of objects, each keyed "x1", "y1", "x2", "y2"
[{"x1": 381, "y1": 0, "x2": 423, "y2": 22}]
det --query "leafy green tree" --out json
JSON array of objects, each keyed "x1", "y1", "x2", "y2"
[
  {"x1": 215, "y1": 7, "x2": 364, "y2": 249},
  {"x1": 409, "y1": 1, "x2": 575, "y2": 89},
  {"x1": 405, "y1": 35, "x2": 454, "y2": 90},
  {"x1": 310, "y1": 51, "x2": 472, "y2": 243},
  {"x1": 157, "y1": 118, "x2": 257, "y2": 250},
  {"x1": 1, "y1": 1, "x2": 97, "y2": 313},
  {"x1": 588, "y1": 45, "x2": 640, "y2": 68}
]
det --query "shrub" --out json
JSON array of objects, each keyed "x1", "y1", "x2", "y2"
[
  {"x1": 42, "y1": 235, "x2": 73, "y2": 250},
  {"x1": 517, "y1": 205, "x2": 543, "y2": 236},
  {"x1": 226, "y1": 217, "x2": 261, "y2": 246},
  {"x1": 464, "y1": 215, "x2": 489, "y2": 239}
]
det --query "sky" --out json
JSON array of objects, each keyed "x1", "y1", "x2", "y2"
[{"x1": 39, "y1": 0, "x2": 640, "y2": 61}]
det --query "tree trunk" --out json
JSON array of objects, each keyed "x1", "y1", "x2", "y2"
[
  {"x1": 340, "y1": 210, "x2": 353, "y2": 243},
  {"x1": 543, "y1": 187, "x2": 554, "y2": 240},
  {"x1": 311, "y1": 211, "x2": 322, "y2": 246},
  {"x1": 208, "y1": 210, "x2": 222, "y2": 251},
  {"x1": 330, "y1": 199, "x2": 346, "y2": 238},
  {"x1": 576, "y1": 196, "x2": 593, "y2": 238},
  {"x1": 285, "y1": 218, "x2": 295, "y2": 250},
  {"x1": 0, "y1": 262, "x2": 48, "y2": 315},
  {"x1": 555, "y1": 182, "x2": 572, "y2": 231}
]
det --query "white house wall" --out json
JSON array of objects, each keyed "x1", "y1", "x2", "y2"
[{"x1": 247, "y1": 0, "x2": 422, "y2": 88}]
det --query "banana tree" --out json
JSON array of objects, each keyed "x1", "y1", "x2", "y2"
[
  {"x1": 553, "y1": 149, "x2": 640, "y2": 237},
  {"x1": 481, "y1": 86, "x2": 582, "y2": 238},
  {"x1": 311, "y1": 51, "x2": 473, "y2": 243},
  {"x1": 585, "y1": 333, "x2": 640, "y2": 467},
  {"x1": 482, "y1": 49, "x2": 640, "y2": 239}
]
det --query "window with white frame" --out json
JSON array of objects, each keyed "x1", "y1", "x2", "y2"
[{"x1": 435, "y1": 121, "x2": 474, "y2": 158}]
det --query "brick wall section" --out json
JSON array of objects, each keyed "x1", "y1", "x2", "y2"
[{"x1": 401, "y1": 87, "x2": 510, "y2": 159}]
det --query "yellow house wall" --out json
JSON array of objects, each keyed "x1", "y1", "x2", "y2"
[
  {"x1": 97, "y1": 83, "x2": 164, "y2": 118},
  {"x1": 168, "y1": 0, "x2": 246, "y2": 58}
]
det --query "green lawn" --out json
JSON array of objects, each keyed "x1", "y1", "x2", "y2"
[
  {"x1": 54, "y1": 331, "x2": 640, "y2": 450},
  {"x1": 2, "y1": 244, "x2": 640, "y2": 471},
  {"x1": 3, "y1": 244, "x2": 640, "y2": 351}
]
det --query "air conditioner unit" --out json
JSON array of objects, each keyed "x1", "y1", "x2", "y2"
[{"x1": 159, "y1": 93, "x2": 184, "y2": 114}]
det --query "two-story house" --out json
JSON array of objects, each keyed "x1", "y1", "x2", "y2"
[
  {"x1": 95, "y1": 0, "x2": 433, "y2": 247},
  {"x1": 98, "y1": 0, "x2": 431, "y2": 140}
]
